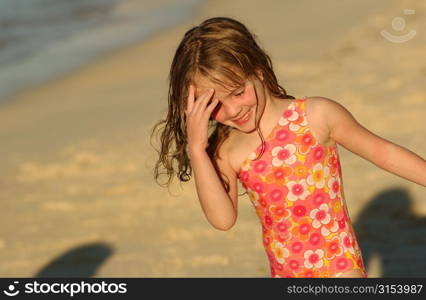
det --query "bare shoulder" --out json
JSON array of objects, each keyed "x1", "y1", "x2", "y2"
[{"x1": 304, "y1": 96, "x2": 340, "y2": 147}]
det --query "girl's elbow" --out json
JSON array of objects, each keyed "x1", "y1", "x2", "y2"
[{"x1": 211, "y1": 216, "x2": 237, "y2": 231}]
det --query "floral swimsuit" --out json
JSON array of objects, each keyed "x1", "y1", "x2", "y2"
[{"x1": 238, "y1": 98, "x2": 367, "y2": 278}]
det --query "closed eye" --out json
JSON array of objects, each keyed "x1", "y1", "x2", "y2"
[{"x1": 234, "y1": 89, "x2": 245, "y2": 96}]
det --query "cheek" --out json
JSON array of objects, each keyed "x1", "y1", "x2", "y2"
[{"x1": 210, "y1": 104, "x2": 224, "y2": 122}]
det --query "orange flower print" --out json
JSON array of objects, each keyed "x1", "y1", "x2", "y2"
[
  {"x1": 291, "y1": 217, "x2": 312, "y2": 241},
  {"x1": 266, "y1": 166, "x2": 292, "y2": 185},
  {"x1": 269, "y1": 205, "x2": 291, "y2": 221},
  {"x1": 299, "y1": 269, "x2": 322, "y2": 278},
  {"x1": 327, "y1": 152, "x2": 339, "y2": 175},
  {"x1": 307, "y1": 163, "x2": 330, "y2": 189},
  {"x1": 293, "y1": 165, "x2": 308, "y2": 177},
  {"x1": 295, "y1": 129, "x2": 317, "y2": 154},
  {"x1": 325, "y1": 235, "x2": 343, "y2": 260}
]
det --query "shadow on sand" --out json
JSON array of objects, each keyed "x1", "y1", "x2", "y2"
[
  {"x1": 35, "y1": 242, "x2": 113, "y2": 277},
  {"x1": 354, "y1": 187, "x2": 426, "y2": 277}
]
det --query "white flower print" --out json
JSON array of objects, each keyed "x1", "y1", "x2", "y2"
[
  {"x1": 307, "y1": 163, "x2": 330, "y2": 188},
  {"x1": 278, "y1": 108, "x2": 299, "y2": 127},
  {"x1": 310, "y1": 203, "x2": 331, "y2": 229},
  {"x1": 340, "y1": 232, "x2": 355, "y2": 254},
  {"x1": 327, "y1": 176, "x2": 341, "y2": 199},
  {"x1": 272, "y1": 241, "x2": 290, "y2": 264},
  {"x1": 271, "y1": 144, "x2": 297, "y2": 167},
  {"x1": 303, "y1": 249, "x2": 324, "y2": 269},
  {"x1": 286, "y1": 179, "x2": 309, "y2": 201}
]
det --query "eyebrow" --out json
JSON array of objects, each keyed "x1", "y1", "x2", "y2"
[{"x1": 195, "y1": 86, "x2": 243, "y2": 98}]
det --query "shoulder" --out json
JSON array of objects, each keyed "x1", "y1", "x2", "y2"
[
  {"x1": 304, "y1": 96, "x2": 356, "y2": 130},
  {"x1": 303, "y1": 96, "x2": 349, "y2": 147}
]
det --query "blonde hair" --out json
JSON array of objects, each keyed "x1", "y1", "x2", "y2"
[{"x1": 151, "y1": 17, "x2": 294, "y2": 193}]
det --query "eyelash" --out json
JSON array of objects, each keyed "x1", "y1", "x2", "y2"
[{"x1": 234, "y1": 89, "x2": 244, "y2": 96}]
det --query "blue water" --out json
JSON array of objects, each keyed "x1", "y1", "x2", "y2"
[{"x1": 0, "y1": 0, "x2": 204, "y2": 103}]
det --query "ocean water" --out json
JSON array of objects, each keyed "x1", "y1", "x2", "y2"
[{"x1": 0, "y1": 0, "x2": 204, "y2": 104}]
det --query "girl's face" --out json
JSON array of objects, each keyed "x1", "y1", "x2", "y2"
[{"x1": 193, "y1": 74, "x2": 267, "y2": 132}]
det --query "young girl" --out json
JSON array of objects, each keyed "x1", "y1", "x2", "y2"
[{"x1": 151, "y1": 17, "x2": 426, "y2": 278}]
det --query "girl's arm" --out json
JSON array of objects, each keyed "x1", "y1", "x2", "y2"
[
  {"x1": 316, "y1": 97, "x2": 426, "y2": 186},
  {"x1": 185, "y1": 85, "x2": 238, "y2": 230},
  {"x1": 189, "y1": 144, "x2": 238, "y2": 231}
]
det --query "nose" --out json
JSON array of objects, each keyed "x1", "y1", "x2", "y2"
[{"x1": 221, "y1": 99, "x2": 241, "y2": 119}]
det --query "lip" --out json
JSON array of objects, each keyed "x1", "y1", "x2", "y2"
[{"x1": 233, "y1": 109, "x2": 252, "y2": 125}]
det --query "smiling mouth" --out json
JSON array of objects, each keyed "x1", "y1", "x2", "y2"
[{"x1": 233, "y1": 109, "x2": 252, "y2": 125}]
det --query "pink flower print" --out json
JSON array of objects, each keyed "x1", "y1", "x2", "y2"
[
  {"x1": 309, "y1": 145, "x2": 326, "y2": 163},
  {"x1": 292, "y1": 203, "x2": 307, "y2": 219},
  {"x1": 307, "y1": 163, "x2": 330, "y2": 188},
  {"x1": 287, "y1": 259, "x2": 302, "y2": 272},
  {"x1": 253, "y1": 159, "x2": 268, "y2": 173},
  {"x1": 308, "y1": 232, "x2": 325, "y2": 248},
  {"x1": 264, "y1": 213, "x2": 274, "y2": 229},
  {"x1": 286, "y1": 179, "x2": 309, "y2": 201},
  {"x1": 303, "y1": 249, "x2": 324, "y2": 269},
  {"x1": 325, "y1": 235, "x2": 343, "y2": 260},
  {"x1": 279, "y1": 108, "x2": 299, "y2": 127},
  {"x1": 290, "y1": 241, "x2": 304, "y2": 254},
  {"x1": 251, "y1": 180, "x2": 265, "y2": 194},
  {"x1": 333, "y1": 256, "x2": 354, "y2": 274},
  {"x1": 271, "y1": 144, "x2": 297, "y2": 167},
  {"x1": 310, "y1": 203, "x2": 331, "y2": 230},
  {"x1": 271, "y1": 241, "x2": 290, "y2": 264},
  {"x1": 265, "y1": 184, "x2": 288, "y2": 203},
  {"x1": 239, "y1": 170, "x2": 249, "y2": 184},
  {"x1": 307, "y1": 189, "x2": 331, "y2": 208},
  {"x1": 327, "y1": 177, "x2": 341, "y2": 199},
  {"x1": 274, "y1": 128, "x2": 295, "y2": 143},
  {"x1": 340, "y1": 232, "x2": 355, "y2": 254}
]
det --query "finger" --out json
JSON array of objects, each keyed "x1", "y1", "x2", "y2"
[
  {"x1": 193, "y1": 88, "x2": 214, "y2": 114},
  {"x1": 186, "y1": 85, "x2": 195, "y2": 114},
  {"x1": 203, "y1": 98, "x2": 219, "y2": 121}
]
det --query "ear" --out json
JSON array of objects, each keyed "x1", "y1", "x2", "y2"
[{"x1": 255, "y1": 69, "x2": 264, "y2": 81}]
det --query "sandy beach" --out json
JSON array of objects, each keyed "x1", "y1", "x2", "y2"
[{"x1": 1, "y1": 0, "x2": 425, "y2": 277}]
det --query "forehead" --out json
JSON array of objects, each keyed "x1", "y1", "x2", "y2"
[{"x1": 192, "y1": 73, "x2": 245, "y2": 97}]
